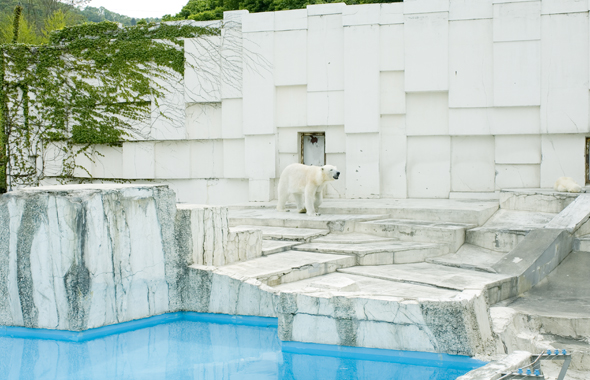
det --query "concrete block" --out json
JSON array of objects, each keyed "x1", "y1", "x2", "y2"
[
  {"x1": 325, "y1": 125, "x2": 346, "y2": 154},
  {"x1": 449, "y1": 0, "x2": 493, "y2": 20},
  {"x1": 274, "y1": 31, "x2": 307, "y2": 86},
  {"x1": 92, "y1": 145, "x2": 123, "y2": 179},
  {"x1": 406, "y1": 92, "x2": 449, "y2": 136},
  {"x1": 490, "y1": 107, "x2": 540, "y2": 135},
  {"x1": 403, "y1": 0, "x2": 450, "y2": 14},
  {"x1": 243, "y1": 12, "x2": 274, "y2": 33},
  {"x1": 186, "y1": 103, "x2": 222, "y2": 140},
  {"x1": 122, "y1": 142, "x2": 155, "y2": 179},
  {"x1": 191, "y1": 140, "x2": 224, "y2": 178},
  {"x1": 380, "y1": 71, "x2": 405, "y2": 115},
  {"x1": 221, "y1": 98, "x2": 243, "y2": 139},
  {"x1": 495, "y1": 135, "x2": 541, "y2": 164},
  {"x1": 155, "y1": 141, "x2": 191, "y2": 179},
  {"x1": 277, "y1": 128, "x2": 299, "y2": 154},
  {"x1": 325, "y1": 153, "x2": 346, "y2": 198},
  {"x1": 220, "y1": 22, "x2": 244, "y2": 99},
  {"x1": 243, "y1": 32, "x2": 275, "y2": 135},
  {"x1": 541, "y1": 0, "x2": 588, "y2": 14},
  {"x1": 223, "y1": 139, "x2": 246, "y2": 178},
  {"x1": 449, "y1": 19, "x2": 493, "y2": 108},
  {"x1": 346, "y1": 133, "x2": 380, "y2": 198},
  {"x1": 249, "y1": 179, "x2": 274, "y2": 202},
  {"x1": 381, "y1": 115, "x2": 407, "y2": 198},
  {"x1": 380, "y1": 3, "x2": 404, "y2": 25},
  {"x1": 407, "y1": 136, "x2": 451, "y2": 198},
  {"x1": 307, "y1": 3, "x2": 346, "y2": 16},
  {"x1": 404, "y1": 12, "x2": 449, "y2": 92},
  {"x1": 276, "y1": 86, "x2": 307, "y2": 128},
  {"x1": 451, "y1": 136, "x2": 495, "y2": 192},
  {"x1": 73, "y1": 147, "x2": 93, "y2": 178},
  {"x1": 307, "y1": 14, "x2": 344, "y2": 92},
  {"x1": 540, "y1": 134, "x2": 586, "y2": 187},
  {"x1": 307, "y1": 91, "x2": 344, "y2": 126},
  {"x1": 380, "y1": 24, "x2": 404, "y2": 71},
  {"x1": 342, "y1": 4, "x2": 380, "y2": 26},
  {"x1": 274, "y1": 9, "x2": 307, "y2": 31},
  {"x1": 278, "y1": 153, "x2": 299, "y2": 176},
  {"x1": 493, "y1": 41, "x2": 541, "y2": 107},
  {"x1": 449, "y1": 108, "x2": 491, "y2": 135},
  {"x1": 245, "y1": 134, "x2": 277, "y2": 179},
  {"x1": 344, "y1": 25, "x2": 380, "y2": 133},
  {"x1": 541, "y1": 13, "x2": 589, "y2": 134},
  {"x1": 185, "y1": 36, "x2": 221, "y2": 103},
  {"x1": 493, "y1": 1, "x2": 541, "y2": 42},
  {"x1": 495, "y1": 165, "x2": 540, "y2": 189}
]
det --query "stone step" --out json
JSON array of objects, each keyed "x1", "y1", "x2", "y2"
[
  {"x1": 355, "y1": 219, "x2": 474, "y2": 253},
  {"x1": 500, "y1": 189, "x2": 579, "y2": 213},
  {"x1": 262, "y1": 240, "x2": 301, "y2": 255},
  {"x1": 228, "y1": 209, "x2": 381, "y2": 233},
  {"x1": 215, "y1": 250, "x2": 356, "y2": 287},
  {"x1": 574, "y1": 234, "x2": 590, "y2": 252},
  {"x1": 292, "y1": 241, "x2": 446, "y2": 265},
  {"x1": 232, "y1": 225, "x2": 329, "y2": 242},
  {"x1": 465, "y1": 209, "x2": 556, "y2": 252},
  {"x1": 339, "y1": 263, "x2": 513, "y2": 304},
  {"x1": 427, "y1": 244, "x2": 506, "y2": 273},
  {"x1": 312, "y1": 233, "x2": 396, "y2": 244}
]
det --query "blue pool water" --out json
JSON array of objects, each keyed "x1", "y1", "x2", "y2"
[{"x1": 0, "y1": 313, "x2": 485, "y2": 380}]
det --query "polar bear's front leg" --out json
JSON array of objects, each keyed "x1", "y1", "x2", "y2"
[
  {"x1": 305, "y1": 185, "x2": 319, "y2": 216},
  {"x1": 314, "y1": 189, "x2": 323, "y2": 211}
]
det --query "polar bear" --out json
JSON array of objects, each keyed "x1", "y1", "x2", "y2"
[
  {"x1": 554, "y1": 177, "x2": 584, "y2": 193},
  {"x1": 277, "y1": 163, "x2": 340, "y2": 216}
]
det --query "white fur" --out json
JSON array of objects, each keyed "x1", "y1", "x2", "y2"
[
  {"x1": 276, "y1": 164, "x2": 340, "y2": 216},
  {"x1": 554, "y1": 177, "x2": 583, "y2": 193}
]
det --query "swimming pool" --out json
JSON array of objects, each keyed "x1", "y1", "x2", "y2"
[{"x1": 0, "y1": 312, "x2": 485, "y2": 379}]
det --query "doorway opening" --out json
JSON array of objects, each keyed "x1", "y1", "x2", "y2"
[
  {"x1": 300, "y1": 133, "x2": 325, "y2": 166},
  {"x1": 586, "y1": 137, "x2": 590, "y2": 185}
]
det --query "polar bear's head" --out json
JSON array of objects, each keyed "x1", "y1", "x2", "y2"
[{"x1": 321, "y1": 165, "x2": 340, "y2": 181}]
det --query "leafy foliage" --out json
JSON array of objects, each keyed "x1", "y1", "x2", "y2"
[
  {"x1": 164, "y1": 0, "x2": 402, "y2": 21},
  {"x1": 0, "y1": 20, "x2": 218, "y2": 190}
]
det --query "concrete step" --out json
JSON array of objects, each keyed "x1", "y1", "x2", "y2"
[
  {"x1": 465, "y1": 209, "x2": 556, "y2": 252},
  {"x1": 312, "y1": 233, "x2": 396, "y2": 244},
  {"x1": 427, "y1": 244, "x2": 506, "y2": 273},
  {"x1": 230, "y1": 199, "x2": 499, "y2": 226},
  {"x1": 228, "y1": 209, "x2": 381, "y2": 233},
  {"x1": 355, "y1": 218, "x2": 474, "y2": 252},
  {"x1": 232, "y1": 225, "x2": 329, "y2": 242},
  {"x1": 500, "y1": 189, "x2": 579, "y2": 213},
  {"x1": 339, "y1": 263, "x2": 513, "y2": 303},
  {"x1": 574, "y1": 234, "x2": 590, "y2": 252},
  {"x1": 292, "y1": 241, "x2": 446, "y2": 265},
  {"x1": 273, "y1": 272, "x2": 461, "y2": 300},
  {"x1": 215, "y1": 250, "x2": 356, "y2": 286},
  {"x1": 262, "y1": 240, "x2": 301, "y2": 255}
]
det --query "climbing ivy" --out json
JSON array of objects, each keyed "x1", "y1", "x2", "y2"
[{"x1": 0, "y1": 21, "x2": 218, "y2": 190}]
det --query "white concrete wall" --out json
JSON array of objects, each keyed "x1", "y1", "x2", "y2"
[{"x1": 65, "y1": 2, "x2": 590, "y2": 202}]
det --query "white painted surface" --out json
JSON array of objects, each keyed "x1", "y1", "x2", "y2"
[
  {"x1": 186, "y1": 103, "x2": 222, "y2": 140},
  {"x1": 381, "y1": 115, "x2": 408, "y2": 198},
  {"x1": 449, "y1": 108, "x2": 491, "y2": 135},
  {"x1": 540, "y1": 134, "x2": 586, "y2": 187},
  {"x1": 495, "y1": 164, "x2": 540, "y2": 189},
  {"x1": 191, "y1": 140, "x2": 224, "y2": 178},
  {"x1": 493, "y1": 1, "x2": 541, "y2": 42},
  {"x1": 221, "y1": 98, "x2": 243, "y2": 139},
  {"x1": 245, "y1": 135, "x2": 277, "y2": 180},
  {"x1": 155, "y1": 141, "x2": 191, "y2": 179},
  {"x1": 380, "y1": 71, "x2": 405, "y2": 115},
  {"x1": 223, "y1": 139, "x2": 246, "y2": 178},
  {"x1": 380, "y1": 24, "x2": 404, "y2": 71},
  {"x1": 123, "y1": 142, "x2": 156, "y2": 179}
]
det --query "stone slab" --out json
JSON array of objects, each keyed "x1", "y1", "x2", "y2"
[
  {"x1": 230, "y1": 198, "x2": 499, "y2": 226},
  {"x1": 215, "y1": 250, "x2": 356, "y2": 286},
  {"x1": 293, "y1": 241, "x2": 446, "y2": 265},
  {"x1": 492, "y1": 228, "x2": 573, "y2": 296},
  {"x1": 312, "y1": 233, "x2": 396, "y2": 244},
  {"x1": 545, "y1": 194, "x2": 590, "y2": 233},
  {"x1": 228, "y1": 209, "x2": 382, "y2": 232},
  {"x1": 339, "y1": 263, "x2": 511, "y2": 293},
  {"x1": 356, "y1": 219, "x2": 474, "y2": 252},
  {"x1": 232, "y1": 225, "x2": 329, "y2": 241},
  {"x1": 428, "y1": 244, "x2": 507, "y2": 273},
  {"x1": 262, "y1": 240, "x2": 301, "y2": 255},
  {"x1": 273, "y1": 272, "x2": 460, "y2": 300}
]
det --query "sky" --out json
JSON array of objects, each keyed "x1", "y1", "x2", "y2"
[{"x1": 86, "y1": 0, "x2": 189, "y2": 19}]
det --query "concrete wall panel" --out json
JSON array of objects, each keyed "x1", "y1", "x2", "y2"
[
  {"x1": 380, "y1": 24, "x2": 404, "y2": 71},
  {"x1": 343, "y1": 4, "x2": 380, "y2": 26},
  {"x1": 245, "y1": 134, "x2": 277, "y2": 179},
  {"x1": 308, "y1": 15, "x2": 344, "y2": 92},
  {"x1": 326, "y1": 125, "x2": 346, "y2": 154},
  {"x1": 191, "y1": 140, "x2": 224, "y2": 178},
  {"x1": 490, "y1": 107, "x2": 540, "y2": 134},
  {"x1": 380, "y1": 3, "x2": 404, "y2": 25},
  {"x1": 274, "y1": 9, "x2": 307, "y2": 31},
  {"x1": 495, "y1": 164, "x2": 540, "y2": 189},
  {"x1": 493, "y1": 1, "x2": 541, "y2": 42},
  {"x1": 406, "y1": 92, "x2": 449, "y2": 136},
  {"x1": 276, "y1": 85, "x2": 307, "y2": 128},
  {"x1": 325, "y1": 153, "x2": 347, "y2": 198},
  {"x1": 221, "y1": 98, "x2": 243, "y2": 139},
  {"x1": 380, "y1": 71, "x2": 405, "y2": 115},
  {"x1": 186, "y1": 103, "x2": 222, "y2": 140},
  {"x1": 275, "y1": 30, "x2": 307, "y2": 86},
  {"x1": 346, "y1": 133, "x2": 381, "y2": 198},
  {"x1": 93, "y1": 146, "x2": 123, "y2": 179},
  {"x1": 185, "y1": 36, "x2": 221, "y2": 103},
  {"x1": 155, "y1": 141, "x2": 191, "y2": 179},
  {"x1": 407, "y1": 136, "x2": 451, "y2": 198},
  {"x1": 344, "y1": 25, "x2": 380, "y2": 133},
  {"x1": 451, "y1": 136, "x2": 495, "y2": 192},
  {"x1": 493, "y1": 41, "x2": 541, "y2": 106},
  {"x1": 307, "y1": 91, "x2": 345, "y2": 126},
  {"x1": 448, "y1": 108, "x2": 491, "y2": 135},
  {"x1": 381, "y1": 115, "x2": 407, "y2": 198},
  {"x1": 223, "y1": 139, "x2": 246, "y2": 178},
  {"x1": 495, "y1": 135, "x2": 541, "y2": 164},
  {"x1": 404, "y1": 12, "x2": 449, "y2": 92},
  {"x1": 122, "y1": 142, "x2": 155, "y2": 179},
  {"x1": 540, "y1": 134, "x2": 586, "y2": 187},
  {"x1": 449, "y1": 0, "x2": 493, "y2": 20},
  {"x1": 277, "y1": 128, "x2": 299, "y2": 154}
]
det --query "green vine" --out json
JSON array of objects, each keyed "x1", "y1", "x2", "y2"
[{"x1": 0, "y1": 20, "x2": 219, "y2": 190}]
